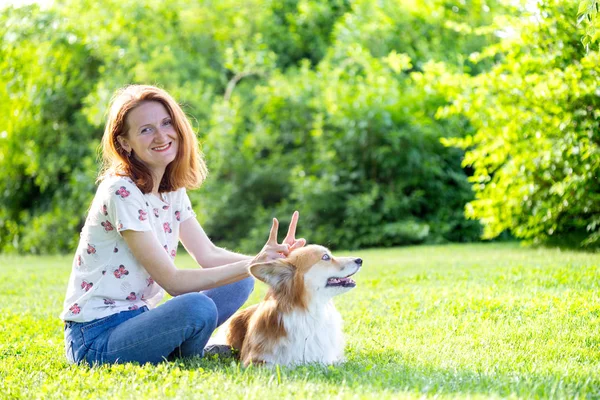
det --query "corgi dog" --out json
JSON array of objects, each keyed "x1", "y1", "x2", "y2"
[{"x1": 218, "y1": 244, "x2": 362, "y2": 366}]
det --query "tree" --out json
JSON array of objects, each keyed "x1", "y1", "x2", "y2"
[{"x1": 438, "y1": 0, "x2": 600, "y2": 247}]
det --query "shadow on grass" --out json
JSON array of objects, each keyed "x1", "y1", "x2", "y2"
[
  {"x1": 174, "y1": 349, "x2": 596, "y2": 398},
  {"x1": 537, "y1": 231, "x2": 600, "y2": 253}
]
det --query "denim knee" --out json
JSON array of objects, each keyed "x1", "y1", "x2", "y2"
[
  {"x1": 176, "y1": 292, "x2": 218, "y2": 331},
  {"x1": 239, "y1": 276, "x2": 255, "y2": 297}
]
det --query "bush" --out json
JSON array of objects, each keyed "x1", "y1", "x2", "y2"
[{"x1": 1, "y1": 0, "x2": 513, "y2": 253}]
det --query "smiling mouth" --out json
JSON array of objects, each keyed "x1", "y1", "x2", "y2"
[
  {"x1": 326, "y1": 269, "x2": 359, "y2": 288},
  {"x1": 152, "y1": 142, "x2": 171, "y2": 152}
]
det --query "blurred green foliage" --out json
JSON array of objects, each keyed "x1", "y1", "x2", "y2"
[
  {"x1": 578, "y1": 0, "x2": 600, "y2": 51},
  {"x1": 0, "y1": 0, "x2": 596, "y2": 253},
  {"x1": 439, "y1": 0, "x2": 600, "y2": 247}
]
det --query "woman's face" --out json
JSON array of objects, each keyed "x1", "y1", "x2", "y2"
[{"x1": 118, "y1": 101, "x2": 179, "y2": 178}]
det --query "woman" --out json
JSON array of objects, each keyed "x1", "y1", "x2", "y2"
[{"x1": 60, "y1": 85, "x2": 305, "y2": 365}]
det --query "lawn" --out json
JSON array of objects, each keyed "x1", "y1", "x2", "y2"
[{"x1": 1, "y1": 243, "x2": 599, "y2": 399}]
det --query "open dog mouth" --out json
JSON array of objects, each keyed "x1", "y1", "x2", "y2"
[{"x1": 326, "y1": 271, "x2": 358, "y2": 288}]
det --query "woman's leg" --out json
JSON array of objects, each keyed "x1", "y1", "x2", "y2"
[
  {"x1": 201, "y1": 277, "x2": 255, "y2": 326},
  {"x1": 74, "y1": 292, "x2": 218, "y2": 365}
]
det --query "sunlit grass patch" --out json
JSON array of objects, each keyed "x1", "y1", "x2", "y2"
[{"x1": 1, "y1": 243, "x2": 599, "y2": 399}]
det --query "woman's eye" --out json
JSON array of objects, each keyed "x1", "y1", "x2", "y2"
[
  {"x1": 163, "y1": 119, "x2": 172, "y2": 126},
  {"x1": 322, "y1": 254, "x2": 330, "y2": 261},
  {"x1": 141, "y1": 127, "x2": 152, "y2": 134}
]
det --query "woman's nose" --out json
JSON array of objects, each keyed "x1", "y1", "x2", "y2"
[{"x1": 155, "y1": 127, "x2": 169, "y2": 140}]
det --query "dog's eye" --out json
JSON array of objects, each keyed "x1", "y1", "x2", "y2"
[{"x1": 322, "y1": 254, "x2": 330, "y2": 261}]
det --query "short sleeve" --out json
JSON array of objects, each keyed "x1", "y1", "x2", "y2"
[
  {"x1": 178, "y1": 189, "x2": 196, "y2": 223},
  {"x1": 104, "y1": 178, "x2": 152, "y2": 233}
]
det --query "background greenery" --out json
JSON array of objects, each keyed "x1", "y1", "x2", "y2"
[
  {"x1": 1, "y1": 244, "x2": 599, "y2": 398},
  {"x1": 0, "y1": 0, "x2": 598, "y2": 254}
]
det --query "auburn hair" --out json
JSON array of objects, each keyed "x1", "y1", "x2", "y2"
[{"x1": 98, "y1": 85, "x2": 208, "y2": 193}]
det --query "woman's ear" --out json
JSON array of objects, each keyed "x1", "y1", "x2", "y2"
[{"x1": 116, "y1": 135, "x2": 131, "y2": 153}]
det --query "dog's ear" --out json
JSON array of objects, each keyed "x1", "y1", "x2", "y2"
[{"x1": 249, "y1": 259, "x2": 294, "y2": 289}]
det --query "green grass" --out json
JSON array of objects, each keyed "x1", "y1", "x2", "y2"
[{"x1": 1, "y1": 243, "x2": 599, "y2": 399}]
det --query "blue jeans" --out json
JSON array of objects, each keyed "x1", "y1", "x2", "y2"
[{"x1": 64, "y1": 277, "x2": 254, "y2": 365}]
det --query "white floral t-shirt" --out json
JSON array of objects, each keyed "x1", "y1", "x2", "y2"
[{"x1": 60, "y1": 176, "x2": 195, "y2": 323}]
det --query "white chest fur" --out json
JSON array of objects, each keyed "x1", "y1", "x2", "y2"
[{"x1": 264, "y1": 300, "x2": 345, "y2": 366}]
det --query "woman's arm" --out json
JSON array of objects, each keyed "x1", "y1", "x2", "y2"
[
  {"x1": 122, "y1": 218, "x2": 290, "y2": 296},
  {"x1": 122, "y1": 230, "x2": 249, "y2": 296},
  {"x1": 179, "y1": 211, "x2": 306, "y2": 269},
  {"x1": 179, "y1": 217, "x2": 251, "y2": 268}
]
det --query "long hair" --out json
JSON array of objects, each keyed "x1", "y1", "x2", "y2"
[{"x1": 99, "y1": 85, "x2": 208, "y2": 193}]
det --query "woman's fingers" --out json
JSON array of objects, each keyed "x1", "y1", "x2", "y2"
[
  {"x1": 285, "y1": 211, "x2": 299, "y2": 241},
  {"x1": 275, "y1": 244, "x2": 290, "y2": 256},
  {"x1": 289, "y1": 238, "x2": 306, "y2": 251},
  {"x1": 261, "y1": 244, "x2": 289, "y2": 262},
  {"x1": 268, "y1": 218, "x2": 279, "y2": 244},
  {"x1": 283, "y1": 211, "x2": 300, "y2": 246},
  {"x1": 267, "y1": 213, "x2": 303, "y2": 256}
]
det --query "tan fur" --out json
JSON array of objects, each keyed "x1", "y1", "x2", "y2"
[
  {"x1": 241, "y1": 299, "x2": 286, "y2": 363},
  {"x1": 225, "y1": 304, "x2": 258, "y2": 351}
]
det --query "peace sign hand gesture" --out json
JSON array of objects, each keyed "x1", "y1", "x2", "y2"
[{"x1": 252, "y1": 211, "x2": 306, "y2": 263}]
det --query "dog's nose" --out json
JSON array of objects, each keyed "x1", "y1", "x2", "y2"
[{"x1": 354, "y1": 258, "x2": 363, "y2": 266}]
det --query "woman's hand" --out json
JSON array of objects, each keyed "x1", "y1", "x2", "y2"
[
  {"x1": 252, "y1": 218, "x2": 291, "y2": 263},
  {"x1": 252, "y1": 211, "x2": 307, "y2": 264}
]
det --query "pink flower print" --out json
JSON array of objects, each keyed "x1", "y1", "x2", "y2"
[
  {"x1": 153, "y1": 208, "x2": 159, "y2": 218},
  {"x1": 80, "y1": 280, "x2": 93, "y2": 292},
  {"x1": 76, "y1": 255, "x2": 82, "y2": 267},
  {"x1": 146, "y1": 277, "x2": 154, "y2": 287},
  {"x1": 101, "y1": 204, "x2": 108, "y2": 216},
  {"x1": 113, "y1": 247, "x2": 118, "y2": 253},
  {"x1": 163, "y1": 245, "x2": 168, "y2": 252},
  {"x1": 163, "y1": 222, "x2": 172, "y2": 233},
  {"x1": 171, "y1": 249, "x2": 176, "y2": 258},
  {"x1": 162, "y1": 205, "x2": 170, "y2": 211},
  {"x1": 104, "y1": 298, "x2": 115, "y2": 305},
  {"x1": 115, "y1": 186, "x2": 130, "y2": 199},
  {"x1": 69, "y1": 303, "x2": 81, "y2": 315},
  {"x1": 118, "y1": 222, "x2": 123, "y2": 230},
  {"x1": 129, "y1": 305, "x2": 139, "y2": 311},
  {"x1": 175, "y1": 211, "x2": 181, "y2": 221},
  {"x1": 126, "y1": 292, "x2": 137, "y2": 301},
  {"x1": 138, "y1": 209, "x2": 148, "y2": 221},
  {"x1": 113, "y1": 265, "x2": 129, "y2": 279},
  {"x1": 102, "y1": 270, "x2": 106, "y2": 275},
  {"x1": 86, "y1": 243, "x2": 96, "y2": 255},
  {"x1": 101, "y1": 220, "x2": 114, "y2": 232}
]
